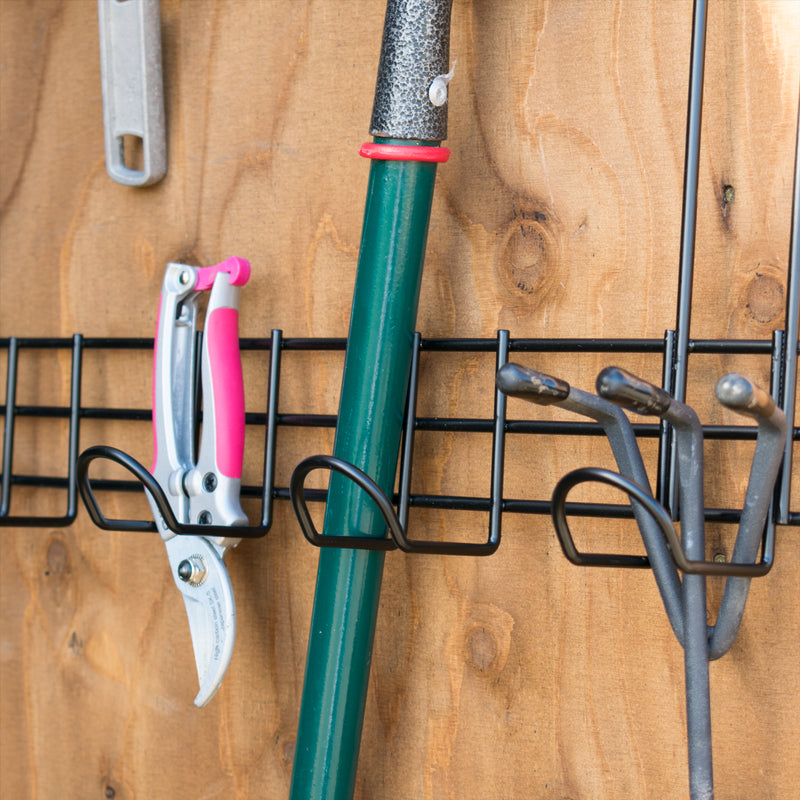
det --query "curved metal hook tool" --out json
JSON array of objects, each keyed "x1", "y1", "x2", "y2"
[
  {"x1": 597, "y1": 365, "x2": 787, "y2": 800},
  {"x1": 500, "y1": 359, "x2": 786, "y2": 800},
  {"x1": 706, "y1": 374, "x2": 787, "y2": 659}
]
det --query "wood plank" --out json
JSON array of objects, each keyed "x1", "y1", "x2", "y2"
[{"x1": 1, "y1": 1, "x2": 798, "y2": 798}]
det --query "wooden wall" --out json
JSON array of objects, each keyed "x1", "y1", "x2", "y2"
[{"x1": 1, "y1": 1, "x2": 798, "y2": 798}]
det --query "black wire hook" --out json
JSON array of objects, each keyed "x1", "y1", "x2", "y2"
[
  {"x1": 290, "y1": 454, "x2": 400, "y2": 551},
  {"x1": 290, "y1": 453, "x2": 502, "y2": 556},
  {"x1": 552, "y1": 467, "x2": 774, "y2": 577},
  {"x1": 76, "y1": 445, "x2": 272, "y2": 539}
]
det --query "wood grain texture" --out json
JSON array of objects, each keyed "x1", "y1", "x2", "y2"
[{"x1": 1, "y1": 1, "x2": 798, "y2": 798}]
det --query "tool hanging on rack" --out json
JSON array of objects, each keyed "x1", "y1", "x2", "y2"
[
  {"x1": 2, "y1": 0, "x2": 797, "y2": 794},
  {"x1": 495, "y1": 0, "x2": 796, "y2": 791},
  {"x1": 97, "y1": 0, "x2": 166, "y2": 187},
  {"x1": 288, "y1": 1, "x2": 454, "y2": 797},
  {"x1": 77, "y1": 256, "x2": 273, "y2": 707},
  {"x1": 497, "y1": 363, "x2": 786, "y2": 800}
]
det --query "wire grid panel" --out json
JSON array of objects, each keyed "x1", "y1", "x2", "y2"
[{"x1": 1, "y1": 330, "x2": 797, "y2": 541}]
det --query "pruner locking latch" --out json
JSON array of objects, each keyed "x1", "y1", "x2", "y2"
[{"x1": 149, "y1": 256, "x2": 250, "y2": 707}]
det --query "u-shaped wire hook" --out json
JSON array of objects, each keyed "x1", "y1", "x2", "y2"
[
  {"x1": 290, "y1": 454, "x2": 400, "y2": 551},
  {"x1": 289, "y1": 330, "x2": 508, "y2": 557},
  {"x1": 76, "y1": 444, "x2": 272, "y2": 539},
  {"x1": 551, "y1": 465, "x2": 775, "y2": 578},
  {"x1": 595, "y1": 367, "x2": 786, "y2": 582}
]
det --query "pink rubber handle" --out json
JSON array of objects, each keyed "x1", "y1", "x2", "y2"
[
  {"x1": 205, "y1": 306, "x2": 245, "y2": 479},
  {"x1": 196, "y1": 256, "x2": 250, "y2": 291}
]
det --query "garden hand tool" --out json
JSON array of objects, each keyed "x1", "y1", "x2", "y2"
[
  {"x1": 149, "y1": 256, "x2": 250, "y2": 707},
  {"x1": 501, "y1": 361, "x2": 786, "y2": 800},
  {"x1": 594, "y1": 366, "x2": 786, "y2": 800},
  {"x1": 289, "y1": 2, "x2": 453, "y2": 798}
]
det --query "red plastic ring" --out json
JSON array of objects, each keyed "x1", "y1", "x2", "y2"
[{"x1": 359, "y1": 142, "x2": 451, "y2": 163}]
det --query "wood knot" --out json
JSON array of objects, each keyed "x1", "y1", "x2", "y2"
[
  {"x1": 466, "y1": 626, "x2": 498, "y2": 672},
  {"x1": 722, "y1": 184, "x2": 735, "y2": 206},
  {"x1": 718, "y1": 183, "x2": 736, "y2": 231},
  {"x1": 282, "y1": 738, "x2": 296, "y2": 763},
  {"x1": 745, "y1": 271, "x2": 784, "y2": 324},
  {"x1": 462, "y1": 605, "x2": 514, "y2": 679},
  {"x1": 45, "y1": 537, "x2": 69, "y2": 577},
  {"x1": 500, "y1": 219, "x2": 552, "y2": 295},
  {"x1": 496, "y1": 204, "x2": 561, "y2": 313},
  {"x1": 68, "y1": 631, "x2": 83, "y2": 656}
]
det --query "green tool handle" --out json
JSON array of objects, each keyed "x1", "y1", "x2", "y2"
[
  {"x1": 289, "y1": 140, "x2": 440, "y2": 800},
  {"x1": 290, "y1": 3, "x2": 452, "y2": 795}
]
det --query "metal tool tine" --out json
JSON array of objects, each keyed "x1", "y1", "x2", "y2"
[
  {"x1": 598, "y1": 365, "x2": 712, "y2": 799},
  {"x1": 495, "y1": 362, "x2": 570, "y2": 404},
  {"x1": 707, "y1": 375, "x2": 787, "y2": 660}
]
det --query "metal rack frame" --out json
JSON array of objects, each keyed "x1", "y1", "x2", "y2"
[{"x1": 2, "y1": 326, "x2": 797, "y2": 540}]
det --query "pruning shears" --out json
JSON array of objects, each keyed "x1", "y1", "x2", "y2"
[{"x1": 149, "y1": 256, "x2": 250, "y2": 707}]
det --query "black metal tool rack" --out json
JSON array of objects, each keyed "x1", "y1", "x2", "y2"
[
  {"x1": 2, "y1": 0, "x2": 798, "y2": 563},
  {"x1": 2, "y1": 320, "x2": 798, "y2": 541}
]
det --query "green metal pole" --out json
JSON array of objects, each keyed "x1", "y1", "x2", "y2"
[{"x1": 290, "y1": 3, "x2": 453, "y2": 798}]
